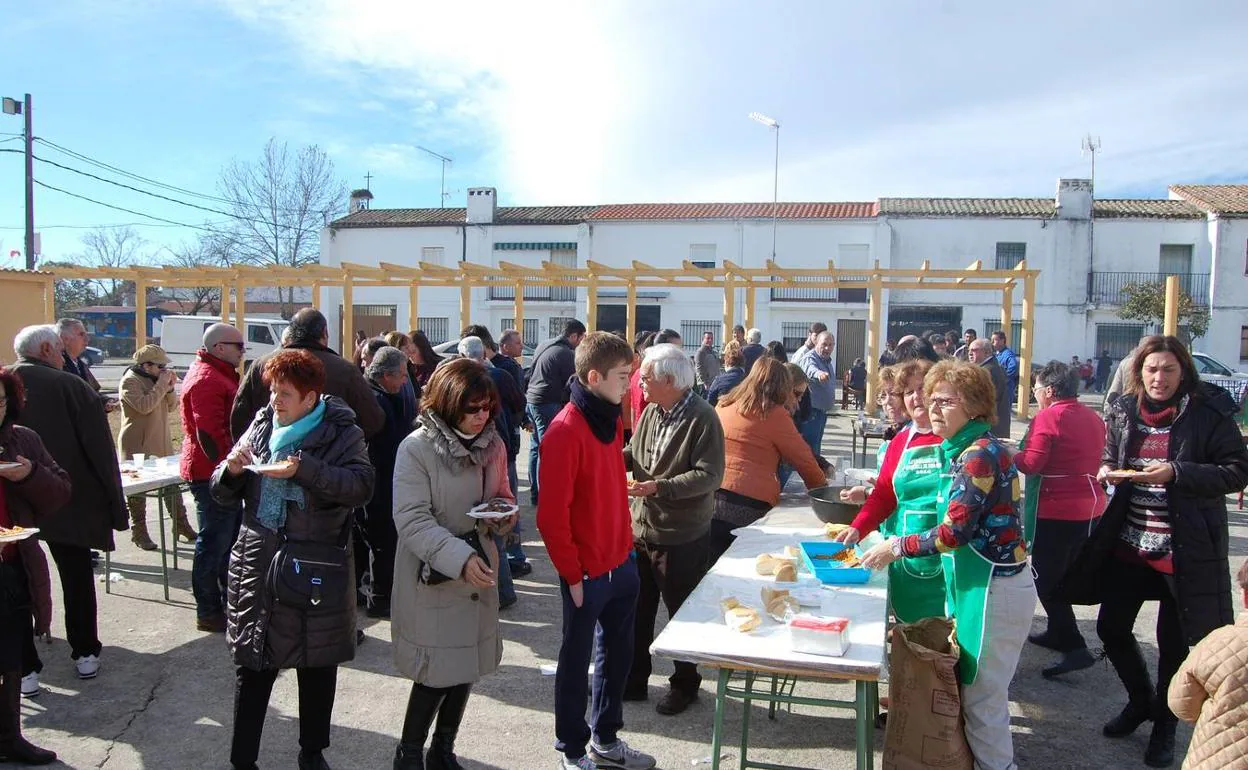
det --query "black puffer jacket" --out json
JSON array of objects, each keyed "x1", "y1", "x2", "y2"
[
  {"x1": 1059, "y1": 381, "x2": 1248, "y2": 644},
  {"x1": 211, "y1": 396, "x2": 375, "y2": 671}
]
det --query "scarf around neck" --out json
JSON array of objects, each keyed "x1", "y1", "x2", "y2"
[
  {"x1": 256, "y1": 399, "x2": 326, "y2": 532},
  {"x1": 1140, "y1": 394, "x2": 1181, "y2": 428},
  {"x1": 570, "y1": 378, "x2": 620, "y2": 444}
]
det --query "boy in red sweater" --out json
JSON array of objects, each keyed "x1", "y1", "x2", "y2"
[{"x1": 538, "y1": 332, "x2": 656, "y2": 770}]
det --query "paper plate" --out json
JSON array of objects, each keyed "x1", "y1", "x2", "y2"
[
  {"x1": 468, "y1": 500, "x2": 519, "y2": 519},
  {"x1": 244, "y1": 462, "x2": 294, "y2": 473},
  {"x1": 0, "y1": 527, "x2": 38, "y2": 544}
]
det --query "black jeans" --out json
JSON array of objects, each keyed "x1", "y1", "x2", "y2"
[
  {"x1": 360, "y1": 506, "x2": 398, "y2": 602},
  {"x1": 46, "y1": 542, "x2": 101, "y2": 659},
  {"x1": 1096, "y1": 558, "x2": 1188, "y2": 723},
  {"x1": 231, "y1": 665, "x2": 338, "y2": 768},
  {"x1": 628, "y1": 535, "x2": 709, "y2": 695},
  {"x1": 1032, "y1": 517, "x2": 1099, "y2": 652}
]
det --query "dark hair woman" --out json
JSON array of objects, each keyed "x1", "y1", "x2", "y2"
[
  {"x1": 1012, "y1": 361, "x2": 1107, "y2": 680},
  {"x1": 1060, "y1": 336, "x2": 1248, "y2": 767},
  {"x1": 213, "y1": 349, "x2": 375, "y2": 770},
  {"x1": 390, "y1": 359, "x2": 515, "y2": 768},
  {"x1": 408, "y1": 331, "x2": 445, "y2": 388},
  {"x1": 767, "y1": 340, "x2": 788, "y2": 363},
  {"x1": 0, "y1": 368, "x2": 70, "y2": 764}
]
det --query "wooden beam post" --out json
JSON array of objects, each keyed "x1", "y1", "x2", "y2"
[
  {"x1": 311, "y1": 281, "x2": 322, "y2": 312},
  {"x1": 1163, "y1": 274, "x2": 1180, "y2": 336},
  {"x1": 340, "y1": 277, "x2": 353, "y2": 358},
  {"x1": 1016, "y1": 275, "x2": 1035, "y2": 419},
  {"x1": 408, "y1": 283, "x2": 419, "y2": 333},
  {"x1": 866, "y1": 276, "x2": 882, "y2": 412},
  {"x1": 1001, "y1": 283, "x2": 1013, "y2": 346},
  {"x1": 135, "y1": 279, "x2": 147, "y2": 349},
  {"x1": 586, "y1": 275, "x2": 598, "y2": 332},
  {"x1": 460, "y1": 280, "x2": 472, "y2": 332},
  {"x1": 626, "y1": 281, "x2": 637, "y2": 343},
  {"x1": 744, "y1": 281, "x2": 757, "y2": 330},
  {"x1": 220, "y1": 284, "x2": 230, "y2": 323},
  {"x1": 722, "y1": 276, "x2": 735, "y2": 345},
  {"x1": 514, "y1": 282, "x2": 525, "y2": 349}
]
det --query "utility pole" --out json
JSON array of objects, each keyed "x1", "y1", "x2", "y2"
[{"x1": 2, "y1": 93, "x2": 33, "y2": 269}]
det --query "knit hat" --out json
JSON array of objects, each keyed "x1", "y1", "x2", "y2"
[{"x1": 133, "y1": 345, "x2": 170, "y2": 365}]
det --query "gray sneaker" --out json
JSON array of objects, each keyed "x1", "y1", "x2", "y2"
[
  {"x1": 588, "y1": 739, "x2": 656, "y2": 770},
  {"x1": 560, "y1": 756, "x2": 597, "y2": 770}
]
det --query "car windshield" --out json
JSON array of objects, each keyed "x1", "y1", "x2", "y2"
[{"x1": 1196, "y1": 354, "x2": 1234, "y2": 376}]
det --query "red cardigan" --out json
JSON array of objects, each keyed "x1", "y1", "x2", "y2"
[
  {"x1": 851, "y1": 426, "x2": 943, "y2": 534},
  {"x1": 1012, "y1": 398, "x2": 1108, "y2": 521},
  {"x1": 536, "y1": 402, "x2": 633, "y2": 585}
]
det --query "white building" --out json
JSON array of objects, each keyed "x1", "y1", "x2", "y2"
[{"x1": 318, "y1": 182, "x2": 1248, "y2": 374}]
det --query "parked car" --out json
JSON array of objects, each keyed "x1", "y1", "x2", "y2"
[
  {"x1": 158, "y1": 314, "x2": 289, "y2": 371},
  {"x1": 83, "y1": 346, "x2": 106, "y2": 366},
  {"x1": 1192, "y1": 352, "x2": 1248, "y2": 379}
]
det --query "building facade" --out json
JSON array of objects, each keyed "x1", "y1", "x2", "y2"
[{"x1": 318, "y1": 182, "x2": 1248, "y2": 372}]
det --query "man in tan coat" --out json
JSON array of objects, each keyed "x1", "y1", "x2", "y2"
[
  {"x1": 1168, "y1": 559, "x2": 1248, "y2": 769},
  {"x1": 118, "y1": 345, "x2": 196, "y2": 550}
]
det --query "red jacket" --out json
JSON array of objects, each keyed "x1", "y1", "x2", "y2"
[
  {"x1": 536, "y1": 402, "x2": 633, "y2": 585},
  {"x1": 1013, "y1": 397, "x2": 1108, "y2": 521},
  {"x1": 851, "y1": 426, "x2": 944, "y2": 535},
  {"x1": 180, "y1": 350, "x2": 241, "y2": 482}
]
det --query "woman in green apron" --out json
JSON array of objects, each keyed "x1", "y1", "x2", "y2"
[
  {"x1": 862, "y1": 360, "x2": 1036, "y2": 770},
  {"x1": 836, "y1": 360, "x2": 946, "y2": 623},
  {"x1": 841, "y1": 364, "x2": 907, "y2": 505}
]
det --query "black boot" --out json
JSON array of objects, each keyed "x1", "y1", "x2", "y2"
[
  {"x1": 395, "y1": 684, "x2": 444, "y2": 770},
  {"x1": 1102, "y1": 638, "x2": 1154, "y2": 738},
  {"x1": 1103, "y1": 701, "x2": 1152, "y2": 738},
  {"x1": 1144, "y1": 719, "x2": 1176, "y2": 767},
  {"x1": 298, "y1": 749, "x2": 332, "y2": 770},
  {"x1": 425, "y1": 684, "x2": 470, "y2": 770},
  {"x1": 1042, "y1": 648, "x2": 1097, "y2": 679},
  {"x1": 0, "y1": 671, "x2": 56, "y2": 765}
]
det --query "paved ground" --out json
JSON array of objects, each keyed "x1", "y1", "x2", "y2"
[{"x1": 10, "y1": 397, "x2": 1241, "y2": 769}]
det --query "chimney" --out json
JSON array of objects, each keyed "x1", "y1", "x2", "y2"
[
  {"x1": 1054, "y1": 178, "x2": 1092, "y2": 220},
  {"x1": 349, "y1": 188, "x2": 374, "y2": 214},
  {"x1": 466, "y1": 187, "x2": 497, "y2": 224}
]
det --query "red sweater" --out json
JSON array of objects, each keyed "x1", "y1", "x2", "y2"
[
  {"x1": 180, "y1": 350, "x2": 241, "y2": 482},
  {"x1": 851, "y1": 426, "x2": 944, "y2": 534},
  {"x1": 1012, "y1": 398, "x2": 1107, "y2": 521},
  {"x1": 536, "y1": 402, "x2": 633, "y2": 585}
]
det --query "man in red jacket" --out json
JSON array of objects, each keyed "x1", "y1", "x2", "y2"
[
  {"x1": 538, "y1": 332, "x2": 656, "y2": 770},
  {"x1": 180, "y1": 323, "x2": 245, "y2": 633}
]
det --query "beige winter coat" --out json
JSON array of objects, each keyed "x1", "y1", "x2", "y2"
[
  {"x1": 391, "y1": 413, "x2": 513, "y2": 688},
  {"x1": 118, "y1": 367, "x2": 178, "y2": 460},
  {"x1": 1168, "y1": 613, "x2": 1248, "y2": 770}
]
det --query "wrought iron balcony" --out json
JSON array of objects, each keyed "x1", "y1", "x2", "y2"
[
  {"x1": 1086, "y1": 272, "x2": 1209, "y2": 307},
  {"x1": 769, "y1": 276, "x2": 869, "y2": 303},
  {"x1": 488, "y1": 285, "x2": 577, "y2": 302}
]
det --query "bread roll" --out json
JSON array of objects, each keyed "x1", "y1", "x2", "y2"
[
  {"x1": 755, "y1": 553, "x2": 781, "y2": 575},
  {"x1": 824, "y1": 522, "x2": 850, "y2": 539},
  {"x1": 783, "y1": 545, "x2": 802, "y2": 559},
  {"x1": 725, "y1": 606, "x2": 761, "y2": 633},
  {"x1": 774, "y1": 561, "x2": 798, "y2": 583}
]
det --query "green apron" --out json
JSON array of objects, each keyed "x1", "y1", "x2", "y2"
[
  {"x1": 933, "y1": 419, "x2": 1024, "y2": 685},
  {"x1": 1018, "y1": 426, "x2": 1038, "y2": 553},
  {"x1": 879, "y1": 427, "x2": 946, "y2": 623}
]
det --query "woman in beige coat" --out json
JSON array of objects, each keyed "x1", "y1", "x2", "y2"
[
  {"x1": 118, "y1": 345, "x2": 196, "y2": 550},
  {"x1": 391, "y1": 359, "x2": 516, "y2": 770}
]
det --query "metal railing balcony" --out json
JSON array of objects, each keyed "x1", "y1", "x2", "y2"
[
  {"x1": 1086, "y1": 272, "x2": 1209, "y2": 307},
  {"x1": 488, "y1": 285, "x2": 577, "y2": 302}
]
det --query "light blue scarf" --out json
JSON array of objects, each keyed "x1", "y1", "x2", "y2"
[{"x1": 256, "y1": 400, "x2": 326, "y2": 531}]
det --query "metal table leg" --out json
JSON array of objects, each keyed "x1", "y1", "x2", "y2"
[
  {"x1": 855, "y1": 680, "x2": 876, "y2": 770},
  {"x1": 711, "y1": 669, "x2": 729, "y2": 770},
  {"x1": 104, "y1": 550, "x2": 110, "y2": 594},
  {"x1": 157, "y1": 489, "x2": 170, "y2": 601},
  {"x1": 740, "y1": 672, "x2": 755, "y2": 770}
]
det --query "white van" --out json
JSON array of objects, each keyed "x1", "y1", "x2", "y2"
[{"x1": 159, "y1": 315, "x2": 289, "y2": 371}]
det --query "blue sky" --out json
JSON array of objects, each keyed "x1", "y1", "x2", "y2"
[{"x1": 4, "y1": 0, "x2": 1248, "y2": 265}]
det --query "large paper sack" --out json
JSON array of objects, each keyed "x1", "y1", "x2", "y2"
[{"x1": 882, "y1": 617, "x2": 973, "y2": 770}]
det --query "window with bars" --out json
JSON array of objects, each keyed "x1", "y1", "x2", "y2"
[
  {"x1": 680, "y1": 320, "x2": 720, "y2": 353},
  {"x1": 995, "y1": 242, "x2": 1026, "y2": 270},
  {"x1": 502, "y1": 318, "x2": 540, "y2": 347},
  {"x1": 781, "y1": 322, "x2": 812, "y2": 353},
  {"x1": 421, "y1": 247, "x2": 445, "y2": 266},
  {"x1": 1096, "y1": 323, "x2": 1146, "y2": 360},
  {"x1": 548, "y1": 316, "x2": 575, "y2": 339},
  {"x1": 1242, "y1": 327, "x2": 1248, "y2": 360},
  {"x1": 417, "y1": 317, "x2": 450, "y2": 345},
  {"x1": 982, "y1": 319, "x2": 1023, "y2": 348}
]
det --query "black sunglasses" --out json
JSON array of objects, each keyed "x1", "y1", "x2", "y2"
[{"x1": 462, "y1": 403, "x2": 494, "y2": 415}]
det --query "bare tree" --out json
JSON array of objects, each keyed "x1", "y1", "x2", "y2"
[
  {"x1": 217, "y1": 138, "x2": 346, "y2": 318},
  {"x1": 160, "y1": 232, "x2": 233, "y2": 315},
  {"x1": 74, "y1": 226, "x2": 149, "y2": 305}
]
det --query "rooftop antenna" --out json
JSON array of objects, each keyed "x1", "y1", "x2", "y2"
[
  {"x1": 1081, "y1": 134, "x2": 1101, "y2": 193},
  {"x1": 417, "y1": 146, "x2": 453, "y2": 208}
]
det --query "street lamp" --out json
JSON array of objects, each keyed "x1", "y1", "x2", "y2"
[{"x1": 749, "y1": 112, "x2": 780, "y2": 260}]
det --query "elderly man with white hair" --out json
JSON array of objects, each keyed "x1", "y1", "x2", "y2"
[
  {"x1": 741, "y1": 327, "x2": 766, "y2": 373},
  {"x1": 623, "y1": 343, "x2": 726, "y2": 715},
  {"x1": 970, "y1": 337, "x2": 1011, "y2": 437},
  {"x1": 11, "y1": 325, "x2": 126, "y2": 680}
]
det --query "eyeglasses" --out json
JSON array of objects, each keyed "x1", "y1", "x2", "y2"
[
  {"x1": 462, "y1": 403, "x2": 494, "y2": 415},
  {"x1": 928, "y1": 396, "x2": 963, "y2": 411},
  {"x1": 219, "y1": 341, "x2": 246, "y2": 349}
]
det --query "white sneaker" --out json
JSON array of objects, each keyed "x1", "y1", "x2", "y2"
[
  {"x1": 560, "y1": 756, "x2": 597, "y2": 770},
  {"x1": 20, "y1": 671, "x2": 41, "y2": 697},
  {"x1": 75, "y1": 654, "x2": 100, "y2": 679},
  {"x1": 588, "y1": 739, "x2": 655, "y2": 770}
]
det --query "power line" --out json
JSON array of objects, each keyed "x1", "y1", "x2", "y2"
[
  {"x1": 0, "y1": 221, "x2": 221, "y2": 230},
  {"x1": 32, "y1": 180, "x2": 222, "y2": 232}
]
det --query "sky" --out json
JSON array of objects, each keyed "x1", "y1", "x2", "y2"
[{"x1": 4, "y1": 0, "x2": 1248, "y2": 265}]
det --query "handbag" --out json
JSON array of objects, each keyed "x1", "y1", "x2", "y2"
[
  {"x1": 267, "y1": 524, "x2": 351, "y2": 611},
  {"x1": 421, "y1": 465, "x2": 492, "y2": 586}
]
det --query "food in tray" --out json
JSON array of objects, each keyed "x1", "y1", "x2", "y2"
[
  {"x1": 773, "y1": 560, "x2": 798, "y2": 583},
  {"x1": 0, "y1": 525, "x2": 26, "y2": 536},
  {"x1": 721, "y1": 597, "x2": 761, "y2": 633},
  {"x1": 760, "y1": 587, "x2": 800, "y2": 622},
  {"x1": 476, "y1": 499, "x2": 515, "y2": 513},
  {"x1": 788, "y1": 614, "x2": 851, "y2": 657},
  {"x1": 813, "y1": 549, "x2": 862, "y2": 567},
  {"x1": 824, "y1": 522, "x2": 851, "y2": 539}
]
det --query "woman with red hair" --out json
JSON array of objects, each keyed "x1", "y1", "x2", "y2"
[
  {"x1": 0, "y1": 367, "x2": 71, "y2": 765},
  {"x1": 213, "y1": 349, "x2": 375, "y2": 770}
]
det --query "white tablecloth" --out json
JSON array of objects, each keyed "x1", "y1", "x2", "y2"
[{"x1": 119, "y1": 456, "x2": 184, "y2": 496}]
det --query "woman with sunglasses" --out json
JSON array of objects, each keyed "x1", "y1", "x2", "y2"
[
  {"x1": 862, "y1": 360, "x2": 1035, "y2": 770},
  {"x1": 119, "y1": 345, "x2": 196, "y2": 550},
  {"x1": 836, "y1": 360, "x2": 946, "y2": 623},
  {"x1": 391, "y1": 358, "x2": 516, "y2": 769}
]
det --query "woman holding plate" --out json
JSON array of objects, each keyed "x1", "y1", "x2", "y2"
[
  {"x1": 835, "y1": 359, "x2": 946, "y2": 623},
  {"x1": 861, "y1": 360, "x2": 1035, "y2": 770},
  {"x1": 391, "y1": 358, "x2": 516, "y2": 769}
]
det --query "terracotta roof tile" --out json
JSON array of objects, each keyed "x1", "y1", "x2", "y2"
[
  {"x1": 1169, "y1": 185, "x2": 1248, "y2": 216},
  {"x1": 587, "y1": 202, "x2": 877, "y2": 220},
  {"x1": 1092, "y1": 199, "x2": 1204, "y2": 219},
  {"x1": 879, "y1": 198, "x2": 1054, "y2": 217}
]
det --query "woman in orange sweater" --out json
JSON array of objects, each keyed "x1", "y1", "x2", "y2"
[{"x1": 711, "y1": 357, "x2": 830, "y2": 560}]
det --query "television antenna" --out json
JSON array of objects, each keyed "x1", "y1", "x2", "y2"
[{"x1": 417, "y1": 146, "x2": 453, "y2": 208}]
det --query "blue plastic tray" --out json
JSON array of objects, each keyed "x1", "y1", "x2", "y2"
[{"x1": 799, "y1": 541, "x2": 871, "y2": 584}]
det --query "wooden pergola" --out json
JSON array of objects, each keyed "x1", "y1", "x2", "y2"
[{"x1": 36, "y1": 259, "x2": 1040, "y2": 415}]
